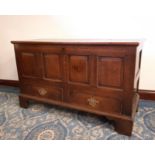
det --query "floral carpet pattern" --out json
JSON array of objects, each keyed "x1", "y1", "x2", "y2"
[{"x1": 0, "y1": 90, "x2": 155, "y2": 140}]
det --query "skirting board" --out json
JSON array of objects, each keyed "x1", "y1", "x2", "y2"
[
  {"x1": 0, "y1": 80, "x2": 19, "y2": 87},
  {"x1": 0, "y1": 79, "x2": 155, "y2": 101},
  {"x1": 139, "y1": 90, "x2": 155, "y2": 101}
]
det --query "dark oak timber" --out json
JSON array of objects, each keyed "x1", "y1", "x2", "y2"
[{"x1": 11, "y1": 39, "x2": 143, "y2": 136}]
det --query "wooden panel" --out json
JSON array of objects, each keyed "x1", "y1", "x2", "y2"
[
  {"x1": 65, "y1": 46, "x2": 126, "y2": 57},
  {"x1": 43, "y1": 54, "x2": 63, "y2": 80},
  {"x1": 21, "y1": 84, "x2": 63, "y2": 101},
  {"x1": 69, "y1": 55, "x2": 89, "y2": 84},
  {"x1": 68, "y1": 88, "x2": 122, "y2": 114},
  {"x1": 21, "y1": 52, "x2": 40, "y2": 78},
  {"x1": 14, "y1": 44, "x2": 63, "y2": 54},
  {"x1": 98, "y1": 57, "x2": 123, "y2": 88},
  {"x1": 67, "y1": 84, "x2": 123, "y2": 100}
]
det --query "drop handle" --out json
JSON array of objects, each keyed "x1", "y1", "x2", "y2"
[
  {"x1": 87, "y1": 97, "x2": 99, "y2": 107},
  {"x1": 38, "y1": 88, "x2": 47, "y2": 96}
]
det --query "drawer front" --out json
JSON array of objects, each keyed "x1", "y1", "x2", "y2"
[
  {"x1": 68, "y1": 89, "x2": 122, "y2": 114},
  {"x1": 21, "y1": 84, "x2": 63, "y2": 101}
]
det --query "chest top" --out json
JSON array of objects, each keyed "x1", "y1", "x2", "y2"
[{"x1": 11, "y1": 39, "x2": 143, "y2": 46}]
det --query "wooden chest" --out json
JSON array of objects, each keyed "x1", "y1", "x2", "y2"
[{"x1": 12, "y1": 39, "x2": 142, "y2": 136}]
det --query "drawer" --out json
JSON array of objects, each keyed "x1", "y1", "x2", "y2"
[
  {"x1": 21, "y1": 84, "x2": 63, "y2": 101},
  {"x1": 68, "y1": 89, "x2": 122, "y2": 114}
]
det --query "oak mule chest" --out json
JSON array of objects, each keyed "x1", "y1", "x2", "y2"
[{"x1": 12, "y1": 39, "x2": 142, "y2": 136}]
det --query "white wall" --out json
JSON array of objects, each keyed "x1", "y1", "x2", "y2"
[{"x1": 0, "y1": 15, "x2": 155, "y2": 90}]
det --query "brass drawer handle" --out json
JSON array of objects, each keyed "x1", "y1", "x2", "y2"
[
  {"x1": 87, "y1": 97, "x2": 99, "y2": 107},
  {"x1": 38, "y1": 88, "x2": 47, "y2": 96}
]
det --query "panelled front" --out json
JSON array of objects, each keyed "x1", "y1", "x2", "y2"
[
  {"x1": 65, "y1": 46, "x2": 125, "y2": 114},
  {"x1": 15, "y1": 44, "x2": 135, "y2": 115},
  {"x1": 15, "y1": 44, "x2": 65, "y2": 102}
]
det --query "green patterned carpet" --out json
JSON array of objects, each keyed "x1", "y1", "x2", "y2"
[{"x1": 0, "y1": 87, "x2": 155, "y2": 140}]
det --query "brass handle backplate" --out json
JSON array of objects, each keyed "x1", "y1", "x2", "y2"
[
  {"x1": 87, "y1": 97, "x2": 99, "y2": 107},
  {"x1": 38, "y1": 88, "x2": 47, "y2": 96}
]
